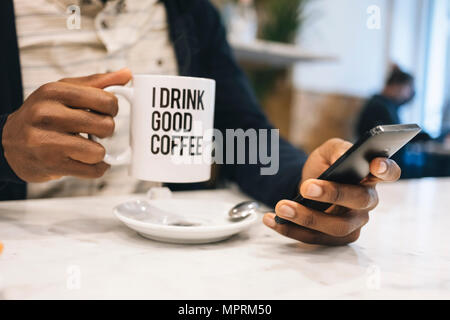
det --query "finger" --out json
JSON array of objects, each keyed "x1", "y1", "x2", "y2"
[
  {"x1": 263, "y1": 213, "x2": 362, "y2": 246},
  {"x1": 318, "y1": 138, "x2": 353, "y2": 165},
  {"x1": 59, "y1": 68, "x2": 132, "y2": 89},
  {"x1": 37, "y1": 104, "x2": 115, "y2": 138},
  {"x1": 62, "y1": 135, "x2": 107, "y2": 165},
  {"x1": 60, "y1": 159, "x2": 110, "y2": 179},
  {"x1": 300, "y1": 179, "x2": 379, "y2": 210},
  {"x1": 369, "y1": 158, "x2": 401, "y2": 182},
  {"x1": 274, "y1": 200, "x2": 369, "y2": 237},
  {"x1": 37, "y1": 82, "x2": 119, "y2": 116}
]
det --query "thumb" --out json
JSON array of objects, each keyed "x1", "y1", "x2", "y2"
[{"x1": 59, "y1": 68, "x2": 132, "y2": 88}]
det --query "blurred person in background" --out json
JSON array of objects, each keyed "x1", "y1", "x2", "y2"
[
  {"x1": 356, "y1": 65, "x2": 450, "y2": 178},
  {"x1": 356, "y1": 65, "x2": 431, "y2": 142}
]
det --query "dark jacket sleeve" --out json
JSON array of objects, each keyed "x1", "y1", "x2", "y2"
[
  {"x1": 192, "y1": 1, "x2": 307, "y2": 207},
  {"x1": 0, "y1": 0, "x2": 26, "y2": 198}
]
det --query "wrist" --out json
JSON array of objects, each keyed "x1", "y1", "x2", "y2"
[{"x1": 0, "y1": 113, "x2": 24, "y2": 183}]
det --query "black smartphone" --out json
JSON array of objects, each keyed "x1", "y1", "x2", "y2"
[{"x1": 275, "y1": 124, "x2": 422, "y2": 224}]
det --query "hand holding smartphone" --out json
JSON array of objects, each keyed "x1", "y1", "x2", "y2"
[{"x1": 275, "y1": 124, "x2": 421, "y2": 224}]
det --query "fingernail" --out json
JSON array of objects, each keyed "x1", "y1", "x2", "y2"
[
  {"x1": 377, "y1": 160, "x2": 388, "y2": 174},
  {"x1": 263, "y1": 215, "x2": 276, "y2": 228},
  {"x1": 278, "y1": 205, "x2": 296, "y2": 218},
  {"x1": 116, "y1": 67, "x2": 131, "y2": 73},
  {"x1": 304, "y1": 183, "x2": 323, "y2": 198}
]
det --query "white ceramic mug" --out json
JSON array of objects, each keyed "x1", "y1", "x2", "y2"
[{"x1": 95, "y1": 75, "x2": 216, "y2": 183}]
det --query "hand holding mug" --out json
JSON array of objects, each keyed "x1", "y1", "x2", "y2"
[
  {"x1": 2, "y1": 70, "x2": 216, "y2": 184},
  {"x1": 2, "y1": 69, "x2": 131, "y2": 182}
]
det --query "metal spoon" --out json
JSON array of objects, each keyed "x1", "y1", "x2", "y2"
[{"x1": 228, "y1": 201, "x2": 261, "y2": 221}]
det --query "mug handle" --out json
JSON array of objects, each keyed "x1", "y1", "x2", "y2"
[{"x1": 90, "y1": 86, "x2": 134, "y2": 165}]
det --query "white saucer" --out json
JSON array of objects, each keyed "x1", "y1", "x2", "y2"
[{"x1": 114, "y1": 199, "x2": 258, "y2": 244}]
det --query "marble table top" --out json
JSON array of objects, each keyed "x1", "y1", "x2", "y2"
[{"x1": 0, "y1": 178, "x2": 449, "y2": 299}]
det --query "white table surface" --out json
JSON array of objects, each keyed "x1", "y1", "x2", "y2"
[{"x1": 0, "y1": 178, "x2": 449, "y2": 299}]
